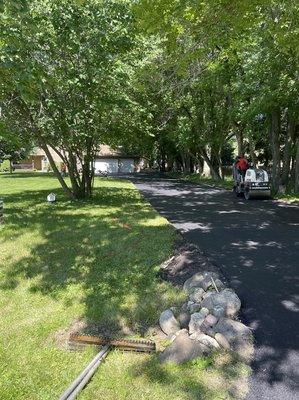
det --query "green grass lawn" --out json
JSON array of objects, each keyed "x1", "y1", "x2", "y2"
[
  {"x1": 0, "y1": 173, "x2": 249, "y2": 400},
  {"x1": 0, "y1": 160, "x2": 10, "y2": 172},
  {"x1": 276, "y1": 192, "x2": 299, "y2": 203}
]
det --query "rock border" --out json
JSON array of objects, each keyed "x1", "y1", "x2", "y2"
[{"x1": 158, "y1": 241, "x2": 253, "y2": 365}]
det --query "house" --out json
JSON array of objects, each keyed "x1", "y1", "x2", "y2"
[
  {"x1": 13, "y1": 147, "x2": 63, "y2": 171},
  {"x1": 94, "y1": 145, "x2": 139, "y2": 174},
  {"x1": 16, "y1": 145, "x2": 140, "y2": 174}
]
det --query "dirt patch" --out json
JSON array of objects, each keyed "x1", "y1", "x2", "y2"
[
  {"x1": 48, "y1": 317, "x2": 87, "y2": 349},
  {"x1": 158, "y1": 235, "x2": 228, "y2": 287}
]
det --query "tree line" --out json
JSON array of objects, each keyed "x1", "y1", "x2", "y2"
[{"x1": 0, "y1": 0, "x2": 298, "y2": 198}]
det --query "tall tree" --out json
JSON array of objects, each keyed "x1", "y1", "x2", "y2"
[{"x1": 0, "y1": 0, "x2": 134, "y2": 198}]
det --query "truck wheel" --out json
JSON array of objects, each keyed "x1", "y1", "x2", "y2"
[
  {"x1": 244, "y1": 188, "x2": 250, "y2": 200},
  {"x1": 233, "y1": 186, "x2": 241, "y2": 197}
]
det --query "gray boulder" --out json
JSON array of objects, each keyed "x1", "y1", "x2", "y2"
[
  {"x1": 189, "y1": 287, "x2": 205, "y2": 303},
  {"x1": 177, "y1": 311, "x2": 191, "y2": 329},
  {"x1": 169, "y1": 328, "x2": 189, "y2": 343},
  {"x1": 159, "y1": 309, "x2": 181, "y2": 335},
  {"x1": 204, "y1": 314, "x2": 218, "y2": 327},
  {"x1": 201, "y1": 289, "x2": 241, "y2": 318},
  {"x1": 214, "y1": 318, "x2": 252, "y2": 343},
  {"x1": 199, "y1": 323, "x2": 216, "y2": 337},
  {"x1": 160, "y1": 330, "x2": 209, "y2": 364},
  {"x1": 200, "y1": 276, "x2": 215, "y2": 291},
  {"x1": 211, "y1": 305, "x2": 226, "y2": 318},
  {"x1": 202, "y1": 290, "x2": 217, "y2": 300},
  {"x1": 214, "y1": 279, "x2": 225, "y2": 291},
  {"x1": 215, "y1": 332, "x2": 230, "y2": 349},
  {"x1": 188, "y1": 302, "x2": 202, "y2": 313},
  {"x1": 183, "y1": 272, "x2": 219, "y2": 292},
  {"x1": 194, "y1": 333, "x2": 220, "y2": 349},
  {"x1": 189, "y1": 308, "x2": 209, "y2": 334}
]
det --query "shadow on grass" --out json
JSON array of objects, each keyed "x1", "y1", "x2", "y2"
[
  {"x1": 127, "y1": 352, "x2": 248, "y2": 400},
  {"x1": 0, "y1": 184, "x2": 181, "y2": 335}
]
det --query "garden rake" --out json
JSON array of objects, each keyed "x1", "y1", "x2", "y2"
[{"x1": 59, "y1": 334, "x2": 156, "y2": 400}]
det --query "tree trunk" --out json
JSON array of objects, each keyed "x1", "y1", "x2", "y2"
[
  {"x1": 41, "y1": 144, "x2": 74, "y2": 199},
  {"x1": 295, "y1": 137, "x2": 299, "y2": 193},
  {"x1": 180, "y1": 151, "x2": 188, "y2": 173},
  {"x1": 81, "y1": 149, "x2": 94, "y2": 198},
  {"x1": 235, "y1": 130, "x2": 243, "y2": 155},
  {"x1": 160, "y1": 145, "x2": 166, "y2": 172},
  {"x1": 281, "y1": 118, "x2": 294, "y2": 187},
  {"x1": 210, "y1": 143, "x2": 222, "y2": 179},
  {"x1": 249, "y1": 137, "x2": 258, "y2": 167},
  {"x1": 67, "y1": 151, "x2": 82, "y2": 196},
  {"x1": 269, "y1": 110, "x2": 281, "y2": 194},
  {"x1": 200, "y1": 148, "x2": 222, "y2": 180},
  {"x1": 9, "y1": 159, "x2": 13, "y2": 174}
]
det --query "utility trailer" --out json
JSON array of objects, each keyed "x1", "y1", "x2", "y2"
[{"x1": 233, "y1": 167, "x2": 271, "y2": 200}]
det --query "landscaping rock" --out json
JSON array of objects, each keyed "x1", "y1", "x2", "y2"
[
  {"x1": 189, "y1": 287, "x2": 205, "y2": 303},
  {"x1": 194, "y1": 333, "x2": 220, "y2": 349},
  {"x1": 200, "y1": 276, "x2": 215, "y2": 291},
  {"x1": 159, "y1": 309, "x2": 181, "y2": 335},
  {"x1": 215, "y1": 332, "x2": 231, "y2": 349},
  {"x1": 201, "y1": 307, "x2": 209, "y2": 315},
  {"x1": 201, "y1": 289, "x2": 241, "y2": 318},
  {"x1": 202, "y1": 290, "x2": 217, "y2": 299},
  {"x1": 189, "y1": 333, "x2": 197, "y2": 340},
  {"x1": 183, "y1": 272, "x2": 219, "y2": 292},
  {"x1": 211, "y1": 305, "x2": 226, "y2": 318},
  {"x1": 177, "y1": 311, "x2": 191, "y2": 329},
  {"x1": 160, "y1": 330, "x2": 209, "y2": 364},
  {"x1": 204, "y1": 314, "x2": 218, "y2": 327},
  {"x1": 214, "y1": 279, "x2": 225, "y2": 291},
  {"x1": 170, "y1": 328, "x2": 189, "y2": 343},
  {"x1": 214, "y1": 318, "x2": 252, "y2": 343},
  {"x1": 188, "y1": 303, "x2": 202, "y2": 313},
  {"x1": 199, "y1": 323, "x2": 216, "y2": 337},
  {"x1": 189, "y1": 309, "x2": 209, "y2": 334}
]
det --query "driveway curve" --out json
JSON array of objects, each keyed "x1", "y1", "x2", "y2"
[{"x1": 130, "y1": 174, "x2": 299, "y2": 400}]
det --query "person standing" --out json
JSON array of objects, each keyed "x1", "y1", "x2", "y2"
[{"x1": 235, "y1": 154, "x2": 249, "y2": 180}]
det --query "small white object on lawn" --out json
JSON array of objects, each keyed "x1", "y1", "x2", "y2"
[{"x1": 47, "y1": 193, "x2": 56, "y2": 203}]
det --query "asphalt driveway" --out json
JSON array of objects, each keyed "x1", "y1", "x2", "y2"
[{"x1": 130, "y1": 174, "x2": 299, "y2": 400}]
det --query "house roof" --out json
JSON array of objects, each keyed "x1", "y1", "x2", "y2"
[
  {"x1": 32, "y1": 147, "x2": 63, "y2": 163},
  {"x1": 31, "y1": 145, "x2": 138, "y2": 160},
  {"x1": 97, "y1": 145, "x2": 138, "y2": 159},
  {"x1": 98, "y1": 145, "x2": 123, "y2": 157}
]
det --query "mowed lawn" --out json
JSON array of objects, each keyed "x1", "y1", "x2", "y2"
[{"x1": 0, "y1": 173, "x2": 248, "y2": 400}]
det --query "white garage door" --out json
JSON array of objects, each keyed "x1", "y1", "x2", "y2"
[
  {"x1": 119, "y1": 158, "x2": 135, "y2": 173},
  {"x1": 94, "y1": 159, "x2": 119, "y2": 174}
]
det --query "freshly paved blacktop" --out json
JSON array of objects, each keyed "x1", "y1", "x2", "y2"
[{"x1": 130, "y1": 174, "x2": 299, "y2": 400}]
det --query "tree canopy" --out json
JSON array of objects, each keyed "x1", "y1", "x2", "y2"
[{"x1": 1, "y1": 0, "x2": 298, "y2": 196}]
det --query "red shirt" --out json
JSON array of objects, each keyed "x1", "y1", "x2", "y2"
[{"x1": 236, "y1": 157, "x2": 248, "y2": 171}]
